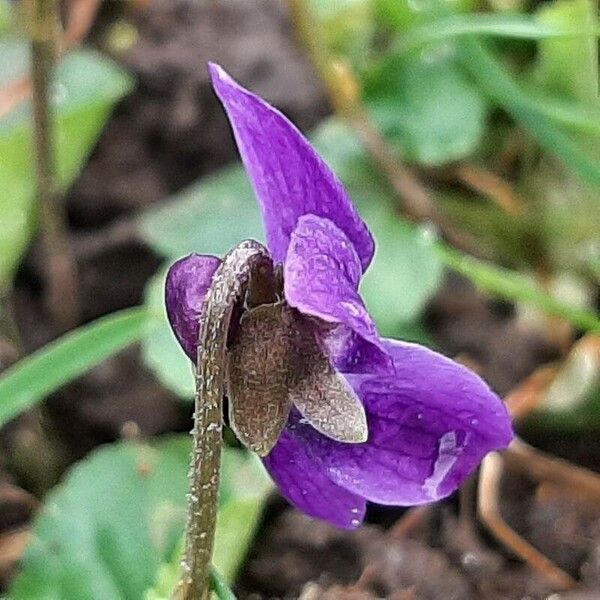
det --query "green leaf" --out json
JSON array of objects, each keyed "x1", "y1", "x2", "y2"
[
  {"x1": 308, "y1": 0, "x2": 375, "y2": 67},
  {"x1": 0, "y1": 48, "x2": 133, "y2": 288},
  {"x1": 10, "y1": 438, "x2": 270, "y2": 600},
  {"x1": 364, "y1": 52, "x2": 487, "y2": 165},
  {"x1": 138, "y1": 166, "x2": 263, "y2": 259},
  {"x1": 0, "y1": 39, "x2": 28, "y2": 89},
  {"x1": 534, "y1": 0, "x2": 598, "y2": 105},
  {"x1": 10, "y1": 437, "x2": 191, "y2": 600},
  {"x1": 456, "y1": 37, "x2": 600, "y2": 186},
  {"x1": 395, "y1": 12, "x2": 600, "y2": 55},
  {"x1": 0, "y1": 307, "x2": 153, "y2": 427},
  {"x1": 0, "y1": 1, "x2": 17, "y2": 36},
  {"x1": 312, "y1": 119, "x2": 444, "y2": 331},
  {"x1": 438, "y1": 245, "x2": 600, "y2": 331},
  {"x1": 210, "y1": 570, "x2": 237, "y2": 600},
  {"x1": 374, "y1": 0, "x2": 477, "y2": 29},
  {"x1": 141, "y1": 270, "x2": 195, "y2": 399},
  {"x1": 213, "y1": 452, "x2": 272, "y2": 582},
  {"x1": 360, "y1": 206, "x2": 442, "y2": 331},
  {"x1": 143, "y1": 450, "x2": 271, "y2": 599}
]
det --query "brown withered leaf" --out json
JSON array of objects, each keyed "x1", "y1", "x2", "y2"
[
  {"x1": 227, "y1": 303, "x2": 295, "y2": 456},
  {"x1": 226, "y1": 303, "x2": 368, "y2": 456}
]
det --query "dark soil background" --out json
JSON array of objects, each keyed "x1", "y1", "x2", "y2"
[{"x1": 1, "y1": 1, "x2": 599, "y2": 598}]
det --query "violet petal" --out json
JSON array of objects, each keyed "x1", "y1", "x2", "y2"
[
  {"x1": 289, "y1": 339, "x2": 513, "y2": 505},
  {"x1": 209, "y1": 63, "x2": 374, "y2": 270},
  {"x1": 284, "y1": 214, "x2": 387, "y2": 366},
  {"x1": 165, "y1": 253, "x2": 221, "y2": 360},
  {"x1": 263, "y1": 427, "x2": 366, "y2": 529}
]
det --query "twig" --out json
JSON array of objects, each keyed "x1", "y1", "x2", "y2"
[
  {"x1": 26, "y1": 0, "x2": 80, "y2": 332},
  {"x1": 0, "y1": 288, "x2": 23, "y2": 363},
  {"x1": 0, "y1": 529, "x2": 32, "y2": 571},
  {"x1": 62, "y1": 0, "x2": 102, "y2": 52},
  {"x1": 0, "y1": 77, "x2": 32, "y2": 120},
  {"x1": 452, "y1": 163, "x2": 524, "y2": 216},
  {"x1": 478, "y1": 452, "x2": 577, "y2": 590},
  {"x1": 505, "y1": 439, "x2": 600, "y2": 505},
  {"x1": 388, "y1": 506, "x2": 431, "y2": 540},
  {"x1": 504, "y1": 364, "x2": 559, "y2": 419}
]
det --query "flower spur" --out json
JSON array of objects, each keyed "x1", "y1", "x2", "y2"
[{"x1": 165, "y1": 63, "x2": 513, "y2": 530}]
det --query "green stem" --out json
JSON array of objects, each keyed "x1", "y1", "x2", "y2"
[{"x1": 180, "y1": 240, "x2": 273, "y2": 600}]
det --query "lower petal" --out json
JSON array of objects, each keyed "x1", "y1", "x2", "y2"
[
  {"x1": 291, "y1": 339, "x2": 513, "y2": 505},
  {"x1": 263, "y1": 428, "x2": 366, "y2": 529}
]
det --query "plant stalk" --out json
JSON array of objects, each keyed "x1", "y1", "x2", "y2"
[
  {"x1": 27, "y1": 0, "x2": 80, "y2": 332},
  {"x1": 179, "y1": 240, "x2": 274, "y2": 600}
]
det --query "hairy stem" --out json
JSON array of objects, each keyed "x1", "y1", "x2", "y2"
[
  {"x1": 180, "y1": 240, "x2": 274, "y2": 600},
  {"x1": 27, "y1": 0, "x2": 80, "y2": 332}
]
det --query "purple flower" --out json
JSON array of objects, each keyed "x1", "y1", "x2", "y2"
[{"x1": 165, "y1": 64, "x2": 513, "y2": 529}]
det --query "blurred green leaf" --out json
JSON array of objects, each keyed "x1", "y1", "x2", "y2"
[
  {"x1": 10, "y1": 438, "x2": 270, "y2": 600},
  {"x1": 364, "y1": 52, "x2": 487, "y2": 165},
  {"x1": 359, "y1": 206, "x2": 442, "y2": 331},
  {"x1": 313, "y1": 119, "x2": 444, "y2": 330},
  {"x1": 10, "y1": 436, "x2": 191, "y2": 600},
  {"x1": 142, "y1": 270, "x2": 195, "y2": 399},
  {"x1": 395, "y1": 12, "x2": 600, "y2": 54},
  {"x1": 210, "y1": 570, "x2": 238, "y2": 600},
  {"x1": 0, "y1": 48, "x2": 133, "y2": 288},
  {"x1": 534, "y1": 0, "x2": 598, "y2": 105},
  {"x1": 0, "y1": 39, "x2": 28, "y2": 88},
  {"x1": 530, "y1": 0, "x2": 600, "y2": 200},
  {"x1": 139, "y1": 166, "x2": 263, "y2": 259},
  {"x1": 143, "y1": 449, "x2": 271, "y2": 600},
  {"x1": 0, "y1": 307, "x2": 153, "y2": 427},
  {"x1": 529, "y1": 94, "x2": 600, "y2": 136},
  {"x1": 0, "y1": 1, "x2": 15, "y2": 36},
  {"x1": 374, "y1": 0, "x2": 477, "y2": 29},
  {"x1": 308, "y1": 0, "x2": 375, "y2": 67},
  {"x1": 457, "y1": 37, "x2": 600, "y2": 186},
  {"x1": 212, "y1": 452, "x2": 272, "y2": 582},
  {"x1": 438, "y1": 245, "x2": 600, "y2": 331}
]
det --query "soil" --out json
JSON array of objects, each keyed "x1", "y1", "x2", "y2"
[{"x1": 1, "y1": 1, "x2": 599, "y2": 599}]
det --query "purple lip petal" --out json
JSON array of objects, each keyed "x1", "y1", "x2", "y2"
[
  {"x1": 287, "y1": 339, "x2": 513, "y2": 505},
  {"x1": 165, "y1": 253, "x2": 222, "y2": 360},
  {"x1": 324, "y1": 329, "x2": 394, "y2": 374},
  {"x1": 208, "y1": 63, "x2": 375, "y2": 270},
  {"x1": 284, "y1": 214, "x2": 388, "y2": 365},
  {"x1": 263, "y1": 427, "x2": 366, "y2": 529}
]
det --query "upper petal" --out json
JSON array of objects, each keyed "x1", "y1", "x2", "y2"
[
  {"x1": 284, "y1": 214, "x2": 388, "y2": 367},
  {"x1": 165, "y1": 253, "x2": 221, "y2": 360},
  {"x1": 263, "y1": 427, "x2": 366, "y2": 529},
  {"x1": 209, "y1": 63, "x2": 374, "y2": 270},
  {"x1": 290, "y1": 339, "x2": 514, "y2": 505}
]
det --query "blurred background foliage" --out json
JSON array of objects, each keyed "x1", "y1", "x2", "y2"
[{"x1": 0, "y1": 0, "x2": 598, "y2": 598}]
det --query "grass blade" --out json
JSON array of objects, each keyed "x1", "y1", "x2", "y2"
[
  {"x1": 397, "y1": 13, "x2": 599, "y2": 54},
  {"x1": 457, "y1": 37, "x2": 600, "y2": 186},
  {"x1": 0, "y1": 307, "x2": 153, "y2": 427},
  {"x1": 438, "y1": 245, "x2": 600, "y2": 332}
]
